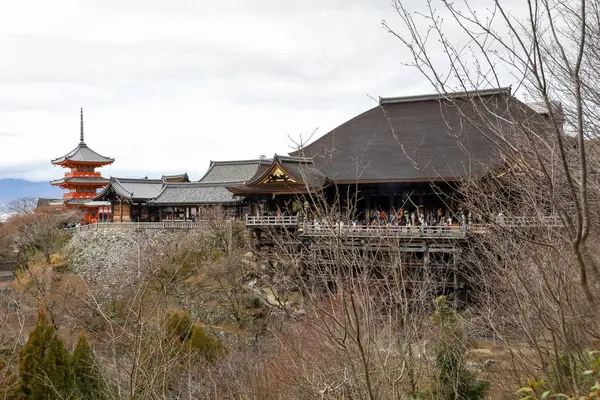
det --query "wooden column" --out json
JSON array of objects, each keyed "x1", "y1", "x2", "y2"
[
  {"x1": 453, "y1": 251, "x2": 459, "y2": 308},
  {"x1": 423, "y1": 240, "x2": 430, "y2": 289}
]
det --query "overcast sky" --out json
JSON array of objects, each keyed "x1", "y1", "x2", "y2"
[{"x1": 0, "y1": 0, "x2": 518, "y2": 182}]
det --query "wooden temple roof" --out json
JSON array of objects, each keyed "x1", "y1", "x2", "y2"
[
  {"x1": 95, "y1": 177, "x2": 164, "y2": 201},
  {"x1": 198, "y1": 159, "x2": 268, "y2": 184},
  {"x1": 289, "y1": 87, "x2": 542, "y2": 183},
  {"x1": 161, "y1": 173, "x2": 190, "y2": 182},
  {"x1": 227, "y1": 155, "x2": 328, "y2": 195},
  {"x1": 151, "y1": 182, "x2": 243, "y2": 206},
  {"x1": 151, "y1": 159, "x2": 268, "y2": 205}
]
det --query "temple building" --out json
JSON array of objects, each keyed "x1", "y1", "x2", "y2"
[
  {"x1": 95, "y1": 177, "x2": 165, "y2": 222},
  {"x1": 150, "y1": 159, "x2": 267, "y2": 219},
  {"x1": 48, "y1": 109, "x2": 114, "y2": 223}
]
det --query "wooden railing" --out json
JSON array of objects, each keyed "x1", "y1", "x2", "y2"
[
  {"x1": 69, "y1": 221, "x2": 232, "y2": 232},
  {"x1": 245, "y1": 214, "x2": 564, "y2": 239},
  {"x1": 302, "y1": 223, "x2": 467, "y2": 239},
  {"x1": 245, "y1": 215, "x2": 299, "y2": 226},
  {"x1": 69, "y1": 215, "x2": 564, "y2": 238},
  {"x1": 63, "y1": 192, "x2": 96, "y2": 199},
  {"x1": 65, "y1": 171, "x2": 101, "y2": 178}
]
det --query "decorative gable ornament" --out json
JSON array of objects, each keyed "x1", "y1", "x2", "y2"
[{"x1": 260, "y1": 166, "x2": 297, "y2": 184}]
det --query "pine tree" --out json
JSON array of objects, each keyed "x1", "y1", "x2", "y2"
[
  {"x1": 430, "y1": 296, "x2": 489, "y2": 400},
  {"x1": 0, "y1": 357, "x2": 22, "y2": 400},
  {"x1": 18, "y1": 303, "x2": 73, "y2": 400},
  {"x1": 72, "y1": 330, "x2": 105, "y2": 399}
]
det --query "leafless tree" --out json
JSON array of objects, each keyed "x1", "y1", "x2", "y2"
[
  {"x1": 7, "y1": 197, "x2": 37, "y2": 216},
  {"x1": 383, "y1": 0, "x2": 600, "y2": 395}
]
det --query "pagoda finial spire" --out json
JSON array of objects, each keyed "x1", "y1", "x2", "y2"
[{"x1": 80, "y1": 107, "x2": 85, "y2": 144}]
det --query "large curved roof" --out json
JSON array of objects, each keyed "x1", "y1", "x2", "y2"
[{"x1": 289, "y1": 87, "x2": 532, "y2": 183}]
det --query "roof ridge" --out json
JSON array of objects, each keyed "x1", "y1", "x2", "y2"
[
  {"x1": 165, "y1": 180, "x2": 246, "y2": 188},
  {"x1": 379, "y1": 86, "x2": 512, "y2": 105},
  {"x1": 275, "y1": 154, "x2": 314, "y2": 163},
  {"x1": 209, "y1": 159, "x2": 263, "y2": 165},
  {"x1": 113, "y1": 177, "x2": 164, "y2": 183}
]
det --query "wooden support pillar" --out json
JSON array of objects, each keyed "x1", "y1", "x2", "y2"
[
  {"x1": 422, "y1": 240, "x2": 430, "y2": 290},
  {"x1": 453, "y1": 249, "x2": 463, "y2": 308}
]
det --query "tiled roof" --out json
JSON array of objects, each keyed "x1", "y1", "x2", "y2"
[
  {"x1": 51, "y1": 143, "x2": 114, "y2": 165},
  {"x1": 50, "y1": 176, "x2": 109, "y2": 186},
  {"x1": 161, "y1": 173, "x2": 189, "y2": 182},
  {"x1": 95, "y1": 177, "x2": 164, "y2": 201},
  {"x1": 37, "y1": 198, "x2": 63, "y2": 207},
  {"x1": 151, "y1": 182, "x2": 243, "y2": 205},
  {"x1": 290, "y1": 87, "x2": 540, "y2": 182},
  {"x1": 378, "y1": 87, "x2": 511, "y2": 105},
  {"x1": 228, "y1": 155, "x2": 327, "y2": 195},
  {"x1": 198, "y1": 159, "x2": 266, "y2": 184}
]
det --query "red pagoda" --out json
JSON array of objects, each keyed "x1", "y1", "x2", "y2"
[{"x1": 50, "y1": 109, "x2": 114, "y2": 223}]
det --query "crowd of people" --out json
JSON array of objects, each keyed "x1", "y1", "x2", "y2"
[{"x1": 265, "y1": 204, "x2": 468, "y2": 232}]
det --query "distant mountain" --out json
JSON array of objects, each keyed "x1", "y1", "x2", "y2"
[{"x1": 0, "y1": 179, "x2": 62, "y2": 207}]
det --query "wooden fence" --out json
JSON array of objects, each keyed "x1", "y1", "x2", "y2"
[
  {"x1": 245, "y1": 215, "x2": 299, "y2": 226},
  {"x1": 69, "y1": 220, "x2": 232, "y2": 232},
  {"x1": 301, "y1": 223, "x2": 467, "y2": 239},
  {"x1": 69, "y1": 215, "x2": 563, "y2": 239}
]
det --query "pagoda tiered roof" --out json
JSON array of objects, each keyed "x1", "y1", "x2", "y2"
[
  {"x1": 51, "y1": 109, "x2": 114, "y2": 167},
  {"x1": 51, "y1": 143, "x2": 114, "y2": 166},
  {"x1": 50, "y1": 176, "x2": 109, "y2": 186}
]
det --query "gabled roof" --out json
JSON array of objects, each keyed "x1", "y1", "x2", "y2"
[
  {"x1": 161, "y1": 173, "x2": 190, "y2": 182},
  {"x1": 51, "y1": 143, "x2": 114, "y2": 166},
  {"x1": 151, "y1": 182, "x2": 244, "y2": 205},
  {"x1": 227, "y1": 155, "x2": 327, "y2": 195},
  {"x1": 198, "y1": 159, "x2": 267, "y2": 184},
  {"x1": 290, "y1": 87, "x2": 536, "y2": 183},
  {"x1": 95, "y1": 177, "x2": 164, "y2": 201}
]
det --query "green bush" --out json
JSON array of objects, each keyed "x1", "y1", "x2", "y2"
[
  {"x1": 0, "y1": 357, "x2": 22, "y2": 400},
  {"x1": 519, "y1": 351, "x2": 600, "y2": 399},
  {"x1": 188, "y1": 322, "x2": 224, "y2": 362},
  {"x1": 163, "y1": 310, "x2": 225, "y2": 362},
  {"x1": 428, "y1": 296, "x2": 489, "y2": 400},
  {"x1": 72, "y1": 330, "x2": 105, "y2": 399},
  {"x1": 164, "y1": 310, "x2": 193, "y2": 341},
  {"x1": 19, "y1": 304, "x2": 73, "y2": 399}
]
